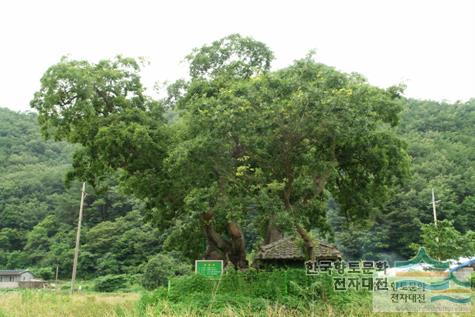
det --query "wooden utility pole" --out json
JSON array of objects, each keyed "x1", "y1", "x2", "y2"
[
  {"x1": 431, "y1": 188, "x2": 439, "y2": 227},
  {"x1": 431, "y1": 188, "x2": 441, "y2": 250},
  {"x1": 71, "y1": 182, "x2": 86, "y2": 294},
  {"x1": 55, "y1": 265, "x2": 59, "y2": 290}
]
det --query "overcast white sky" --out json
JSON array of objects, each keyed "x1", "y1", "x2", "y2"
[{"x1": 0, "y1": 0, "x2": 474, "y2": 112}]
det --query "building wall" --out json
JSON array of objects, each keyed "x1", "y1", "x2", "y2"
[
  {"x1": 20, "y1": 272, "x2": 34, "y2": 281},
  {"x1": 0, "y1": 275, "x2": 19, "y2": 282},
  {"x1": 0, "y1": 282, "x2": 18, "y2": 288},
  {"x1": 19, "y1": 281, "x2": 48, "y2": 289}
]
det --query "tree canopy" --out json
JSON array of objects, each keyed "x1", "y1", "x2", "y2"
[{"x1": 29, "y1": 35, "x2": 411, "y2": 268}]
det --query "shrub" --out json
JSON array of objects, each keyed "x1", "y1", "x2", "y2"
[
  {"x1": 30, "y1": 267, "x2": 54, "y2": 280},
  {"x1": 139, "y1": 268, "x2": 365, "y2": 313},
  {"x1": 94, "y1": 274, "x2": 128, "y2": 292},
  {"x1": 136, "y1": 287, "x2": 169, "y2": 315},
  {"x1": 141, "y1": 252, "x2": 192, "y2": 290}
]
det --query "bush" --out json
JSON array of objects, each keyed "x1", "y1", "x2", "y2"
[
  {"x1": 139, "y1": 268, "x2": 367, "y2": 313},
  {"x1": 136, "y1": 287, "x2": 168, "y2": 314},
  {"x1": 94, "y1": 274, "x2": 128, "y2": 292},
  {"x1": 141, "y1": 252, "x2": 192, "y2": 290},
  {"x1": 30, "y1": 267, "x2": 54, "y2": 280}
]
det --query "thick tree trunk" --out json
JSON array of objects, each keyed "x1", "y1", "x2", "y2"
[
  {"x1": 204, "y1": 232, "x2": 226, "y2": 261},
  {"x1": 264, "y1": 214, "x2": 283, "y2": 244},
  {"x1": 201, "y1": 211, "x2": 229, "y2": 264},
  {"x1": 296, "y1": 224, "x2": 315, "y2": 260},
  {"x1": 227, "y1": 222, "x2": 248, "y2": 269},
  {"x1": 201, "y1": 212, "x2": 248, "y2": 269}
]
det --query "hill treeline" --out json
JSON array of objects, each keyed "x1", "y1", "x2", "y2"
[
  {"x1": 332, "y1": 98, "x2": 475, "y2": 261},
  {"x1": 0, "y1": 108, "x2": 163, "y2": 278},
  {"x1": 0, "y1": 97, "x2": 474, "y2": 277}
]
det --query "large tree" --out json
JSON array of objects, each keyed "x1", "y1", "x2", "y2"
[
  {"x1": 162, "y1": 34, "x2": 275, "y2": 268},
  {"x1": 159, "y1": 39, "x2": 410, "y2": 265},
  {"x1": 31, "y1": 35, "x2": 410, "y2": 268}
]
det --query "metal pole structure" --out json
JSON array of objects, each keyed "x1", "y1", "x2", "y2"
[{"x1": 71, "y1": 182, "x2": 86, "y2": 294}]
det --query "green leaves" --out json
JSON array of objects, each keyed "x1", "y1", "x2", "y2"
[
  {"x1": 187, "y1": 34, "x2": 274, "y2": 80},
  {"x1": 30, "y1": 55, "x2": 152, "y2": 145},
  {"x1": 411, "y1": 220, "x2": 475, "y2": 260},
  {"x1": 246, "y1": 57, "x2": 409, "y2": 225},
  {"x1": 141, "y1": 252, "x2": 192, "y2": 290},
  {"x1": 31, "y1": 56, "x2": 170, "y2": 191}
]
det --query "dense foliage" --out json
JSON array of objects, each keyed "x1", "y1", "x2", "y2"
[
  {"x1": 28, "y1": 35, "x2": 412, "y2": 270},
  {"x1": 333, "y1": 98, "x2": 475, "y2": 261},
  {"x1": 410, "y1": 219, "x2": 475, "y2": 260},
  {"x1": 0, "y1": 108, "x2": 164, "y2": 278},
  {"x1": 93, "y1": 274, "x2": 128, "y2": 292},
  {"x1": 141, "y1": 252, "x2": 192, "y2": 290},
  {"x1": 138, "y1": 269, "x2": 370, "y2": 314}
]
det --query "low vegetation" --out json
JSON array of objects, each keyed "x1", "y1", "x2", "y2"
[
  {"x1": 0, "y1": 270, "x2": 473, "y2": 317},
  {"x1": 0, "y1": 290, "x2": 138, "y2": 317}
]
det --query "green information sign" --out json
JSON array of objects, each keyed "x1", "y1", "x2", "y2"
[{"x1": 195, "y1": 260, "x2": 223, "y2": 278}]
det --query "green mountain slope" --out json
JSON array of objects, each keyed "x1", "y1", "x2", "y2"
[
  {"x1": 333, "y1": 98, "x2": 475, "y2": 260},
  {"x1": 0, "y1": 107, "x2": 162, "y2": 278}
]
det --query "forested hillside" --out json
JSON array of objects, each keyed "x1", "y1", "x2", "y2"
[
  {"x1": 0, "y1": 97, "x2": 474, "y2": 277},
  {"x1": 0, "y1": 107, "x2": 163, "y2": 278},
  {"x1": 333, "y1": 98, "x2": 475, "y2": 261}
]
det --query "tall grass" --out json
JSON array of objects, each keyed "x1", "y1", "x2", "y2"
[
  {"x1": 0, "y1": 290, "x2": 472, "y2": 316},
  {"x1": 138, "y1": 269, "x2": 474, "y2": 316},
  {"x1": 0, "y1": 290, "x2": 138, "y2": 317}
]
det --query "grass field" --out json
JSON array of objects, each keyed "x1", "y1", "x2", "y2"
[
  {"x1": 0, "y1": 290, "x2": 473, "y2": 317},
  {"x1": 0, "y1": 290, "x2": 138, "y2": 317}
]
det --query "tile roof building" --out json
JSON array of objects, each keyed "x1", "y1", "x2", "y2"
[{"x1": 254, "y1": 236, "x2": 341, "y2": 267}]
